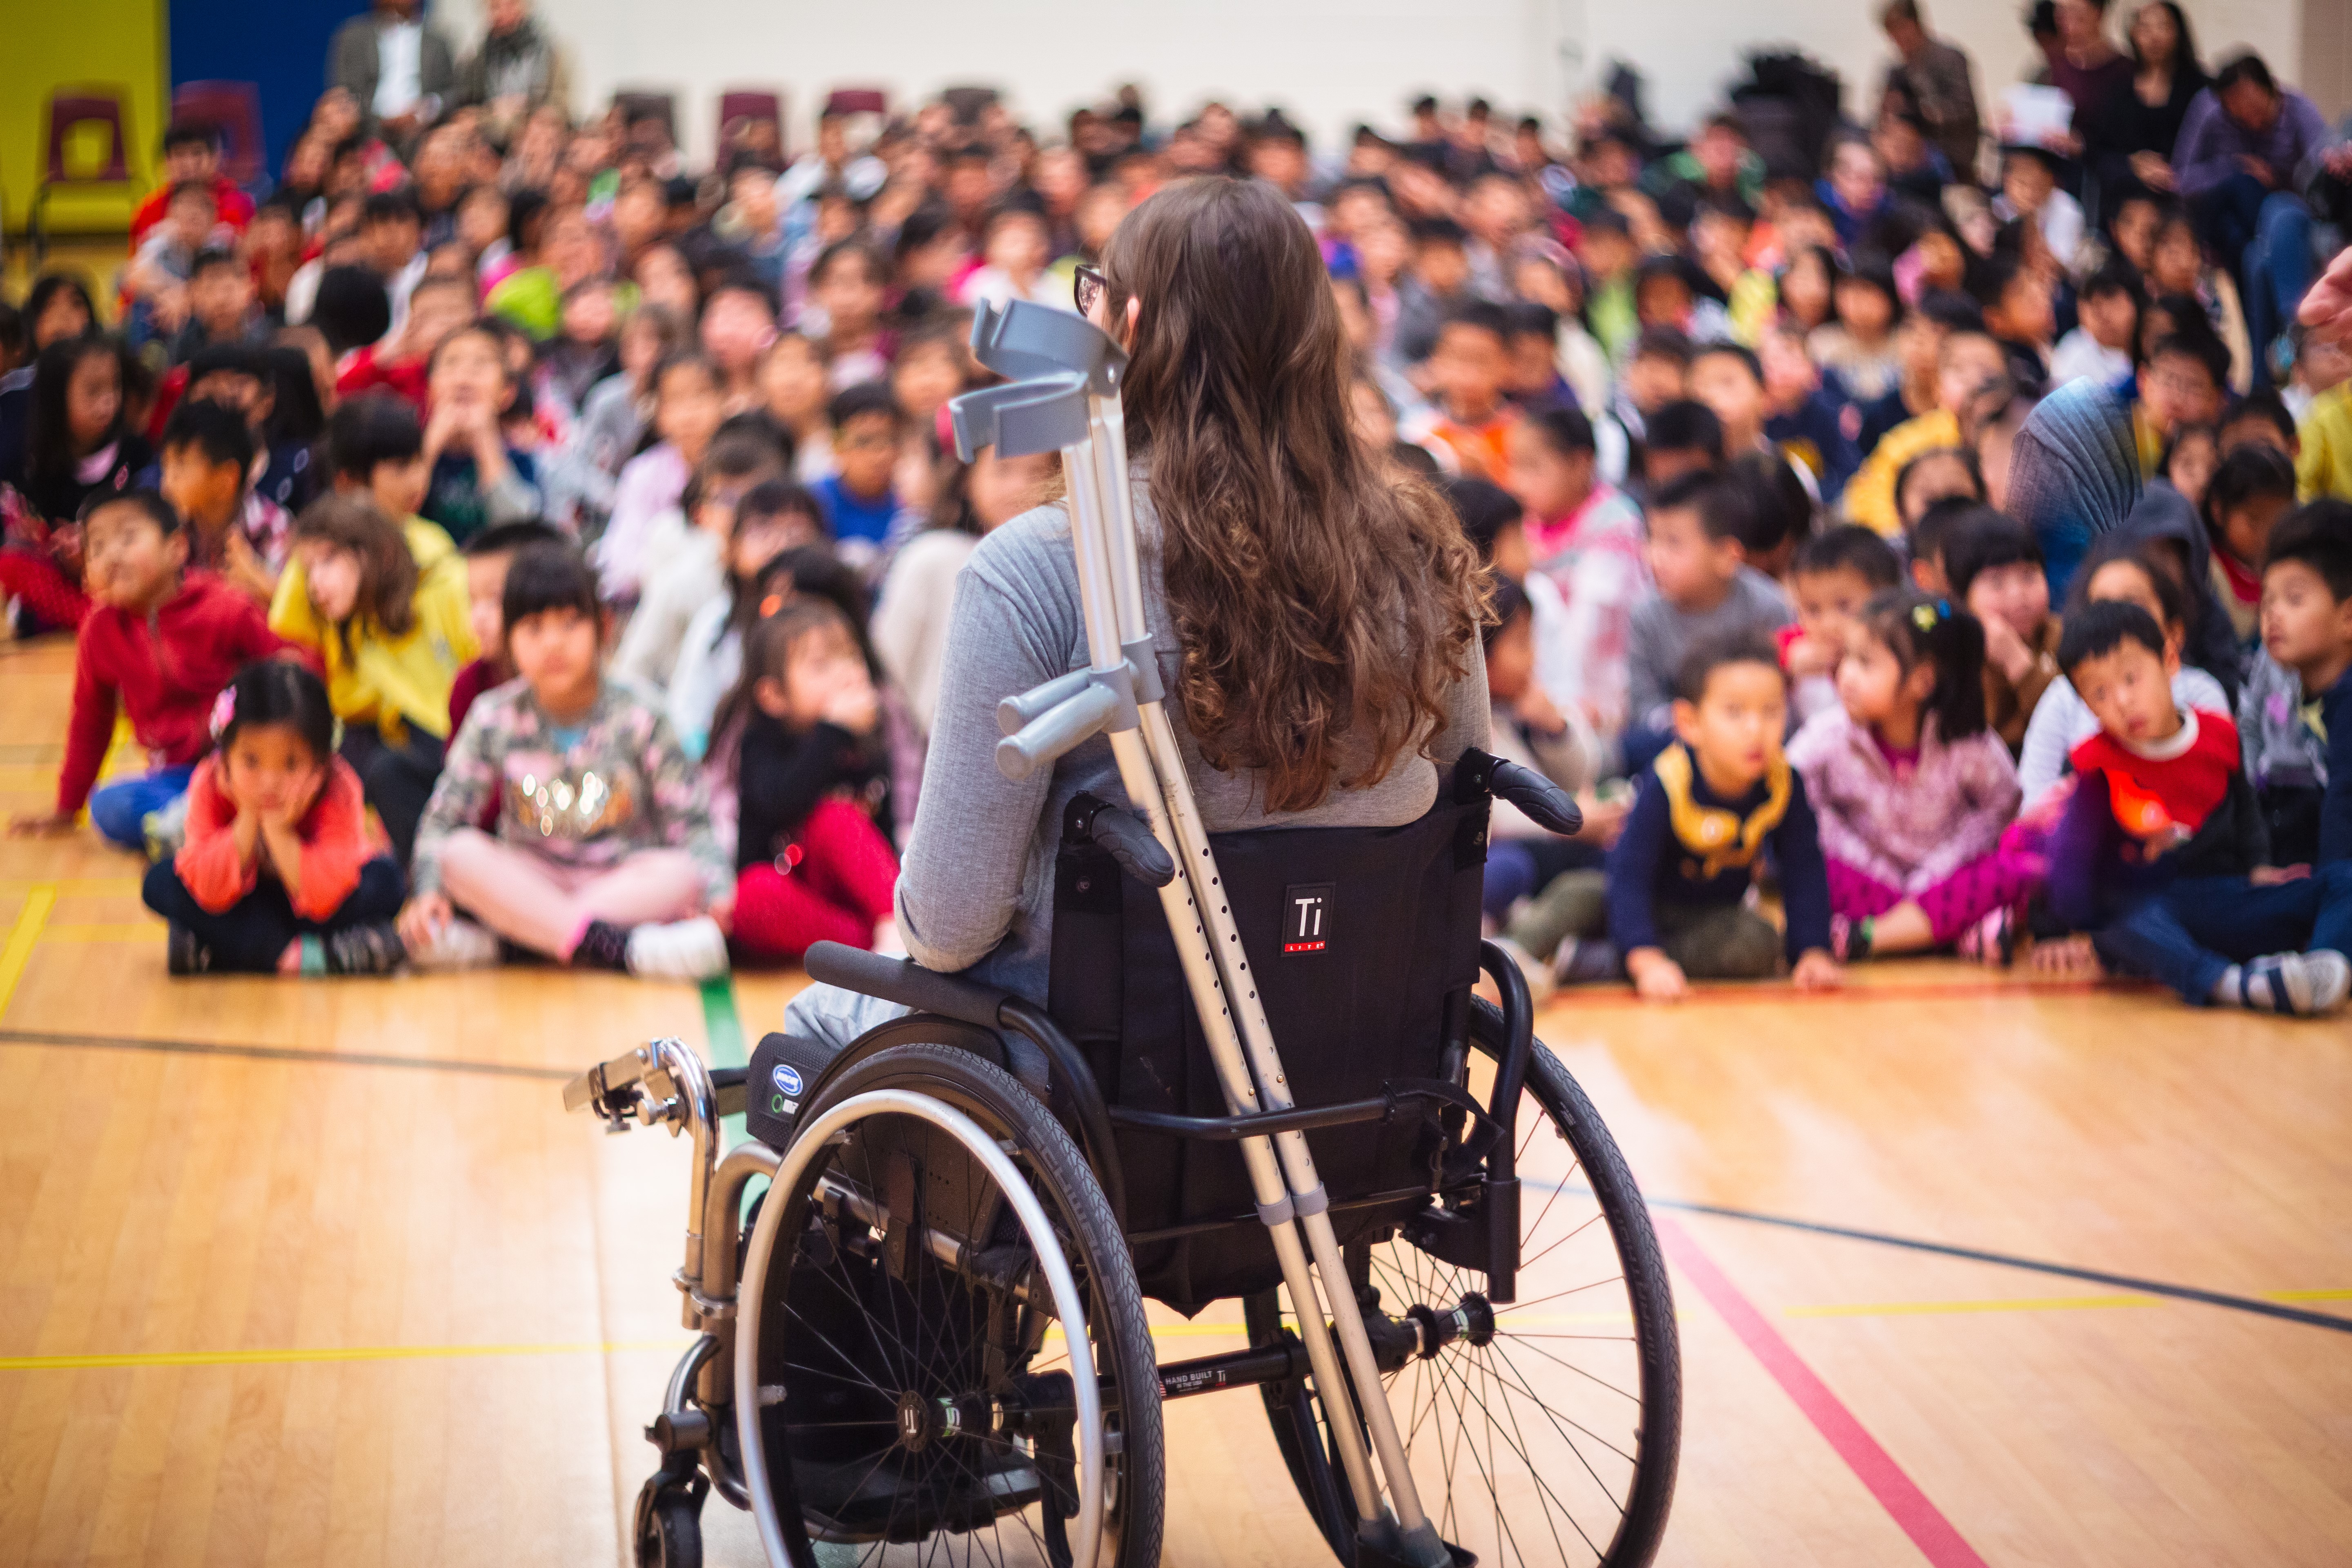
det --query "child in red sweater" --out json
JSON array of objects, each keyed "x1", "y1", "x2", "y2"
[
  {"x1": 9, "y1": 490, "x2": 296, "y2": 850},
  {"x1": 141, "y1": 661, "x2": 406, "y2": 974}
]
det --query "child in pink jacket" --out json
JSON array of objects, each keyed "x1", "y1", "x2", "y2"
[{"x1": 1786, "y1": 592, "x2": 2029, "y2": 962}]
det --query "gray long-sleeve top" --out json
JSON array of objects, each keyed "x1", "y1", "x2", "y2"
[{"x1": 894, "y1": 486, "x2": 1491, "y2": 1004}]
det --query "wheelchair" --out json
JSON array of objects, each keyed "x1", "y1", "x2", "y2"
[{"x1": 562, "y1": 301, "x2": 1682, "y2": 1568}]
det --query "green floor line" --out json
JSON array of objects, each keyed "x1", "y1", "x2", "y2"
[{"x1": 699, "y1": 976, "x2": 748, "y2": 1069}]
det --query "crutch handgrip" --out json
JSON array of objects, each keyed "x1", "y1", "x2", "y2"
[
  {"x1": 967, "y1": 298, "x2": 1126, "y2": 394},
  {"x1": 949, "y1": 374, "x2": 1090, "y2": 463},
  {"x1": 995, "y1": 684, "x2": 1121, "y2": 782},
  {"x1": 998, "y1": 668, "x2": 1095, "y2": 736}
]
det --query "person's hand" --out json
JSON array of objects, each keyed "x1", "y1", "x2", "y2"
[
  {"x1": 2300, "y1": 247, "x2": 2352, "y2": 343},
  {"x1": 2235, "y1": 154, "x2": 2276, "y2": 189},
  {"x1": 9, "y1": 810, "x2": 80, "y2": 837},
  {"x1": 1626, "y1": 947, "x2": 1689, "y2": 1003},
  {"x1": 2250, "y1": 864, "x2": 2311, "y2": 886},
  {"x1": 1784, "y1": 631, "x2": 1838, "y2": 680},
  {"x1": 1572, "y1": 790, "x2": 1630, "y2": 848},
  {"x1": 421, "y1": 396, "x2": 465, "y2": 465},
  {"x1": 2326, "y1": 145, "x2": 2352, "y2": 178},
  {"x1": 397, "y1": 892, "x2": 454, "y2": 951},
  {"x1": 1791, "y1": 948, "x2": 1843, "y2": 991},
  {"x1": 2129, "y1": 151, "x2": 2175, "y2": 192},
  {"x1": 51, "y1": 523, "x2": 82, "y2": 570},
  {"x1": 222, "y1": 528, "x2": 276, "y2": 599},
  {"x1": 1513, "y1": 684, "x2": 1567, "y2": 736},
  {"x1": 1982, "y1": 616, "x2": 2034, "y2": 684},
  {"x1": 2029, "y1": 931, "x2": 2105, "y2": 979},
  {"x1": 153, "y1": 285, "x2": 191, "y2": 333},
  {"x1": 822, "y1": 673, "x2": 880, "y2": 735}
]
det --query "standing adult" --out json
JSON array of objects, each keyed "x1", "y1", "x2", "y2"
[
  {"x1": 1878, "y1": 0, "x2": 1983, "y2": 180},
  {"x1": 329, "y1": 0, "x2": 455, "y2": 147},
  {"x1": 2174, "y1": 52, "x2": 2333, "y2": 371},
  {"x1": 2082, "y1": 2, "x2": 2205, "y2": 200},
  {"x1": 2045, "y1": 0, "x2": 2133, "y2": 147},
  {"x1": 783, "y1": 176, "x2": 1490, "y2": 1050},
  {"x1": 455, "y1": 0, "x2": 570, "y2": 145}
]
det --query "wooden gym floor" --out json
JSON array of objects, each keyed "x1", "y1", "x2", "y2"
[{"x1": 3, "y1": 632, "x2": 2349, "y2": 1566}]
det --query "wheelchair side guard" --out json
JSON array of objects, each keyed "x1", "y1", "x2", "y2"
[{"x1": 790, "y1": 944, "x2": 1129, "y2": 1228}]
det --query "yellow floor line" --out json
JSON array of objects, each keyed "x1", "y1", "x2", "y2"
[
  {"x1": 0, "y1": 883, "x2": 57, "y2": 1020},
  {"x1": 0, "y1": 877, "x2": 143, "y2": 894},
  {"x1": 1783, "y1": 1294, "x2": 2160, "y2": 1318},
  {"x1": 1, "y1": 1338, "x2": 696, "y2": 1371},
  {"x1": 40, "y1": 922, "x2": 161, "y2": 942}
]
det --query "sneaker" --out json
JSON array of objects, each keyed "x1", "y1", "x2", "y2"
[
  {"x1": 408, "y1": 916, "x2": 501, "y2": 972},
  {"x1": 325, "y1": 920, "x2": 407, "y2": 976},
  {"x1": 2237, "y1": 950, "x2": 2352, "y2": 1017},
  {"x1": 166, "y1": 923, "x2": 211, "y2": 976},
  {"x1": 625, "y1": 916, "x2": 731, "y2": 981},
  {"x1": 1487, "y1": 935, "x2": 1557, "y2": 1004},
  {"x1": 1955, "y1": 906, "x2": 2016, "y2": 967},
  {"x1": 1553, "y1": 935, "x2": 1621, "y2": 986}
]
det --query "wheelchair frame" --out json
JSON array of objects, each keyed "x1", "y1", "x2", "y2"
[{"x1": 565, "y1": 300, "x2": 1659, "y2": 1568}]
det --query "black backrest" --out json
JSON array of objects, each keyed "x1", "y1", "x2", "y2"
[{"x1": 1049, "y1": 785, "x2": 1489, "y2": 1312}]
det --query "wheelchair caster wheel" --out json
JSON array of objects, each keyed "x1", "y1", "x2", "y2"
[{"x1": 631, "y1": 1475, "x2": 703, "y2": 1568}]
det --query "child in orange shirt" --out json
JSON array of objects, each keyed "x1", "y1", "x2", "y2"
[
  {"x1": 1404, "y1": 302, "x2": 1519, "y2": 482},
  {"x1": 141, "y1": 660, "x2": 406, "y2": 975}
]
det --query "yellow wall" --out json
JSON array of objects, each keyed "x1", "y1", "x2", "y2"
[{"x1": 2, "y1": 0, "x2": 167, "y2": 236}]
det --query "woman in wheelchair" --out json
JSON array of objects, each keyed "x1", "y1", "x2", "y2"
[{"x1": 572, "y1": 176, "x2": 1681, "y2": 1568}]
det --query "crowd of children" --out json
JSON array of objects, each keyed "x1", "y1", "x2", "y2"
[{"x1": 2, "y1": 2, "x2": 2351, "y2": 1013}]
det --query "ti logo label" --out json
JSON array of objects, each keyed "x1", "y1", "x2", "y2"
[{"x1": 1283, "y1": 883, "x2": 1334, "y2": 954}]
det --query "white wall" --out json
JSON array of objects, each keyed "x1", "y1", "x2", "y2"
[{"x1": 430, "y1": 0, "x2": 2306, "y2": 163}]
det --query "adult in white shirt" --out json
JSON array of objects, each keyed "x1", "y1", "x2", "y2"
[{"x1": 329, "y1": 0, "x2": 454, "y2": 144}]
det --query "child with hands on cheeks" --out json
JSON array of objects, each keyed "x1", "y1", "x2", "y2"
[
  {"x1": 1782, "y1": 526, "x2": 1904, "y2": 724},
  {"x1": 722, "y1": 601, "x2": 902, "y2": 960},
  {"x1": 140, "y1": 661, "x2": 405, "y2": 975}
]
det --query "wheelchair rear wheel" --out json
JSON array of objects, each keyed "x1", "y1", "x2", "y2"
[
  {"x1": 738, "y1": 1042, "x2": 1164, "y2": 1568},
  {"x1": 1249, "y1": 1028, "x2": 1680, "y2": 1567}
]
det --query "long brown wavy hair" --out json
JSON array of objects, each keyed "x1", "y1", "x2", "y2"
[
  {"x1": 1100, "y1": 177, "x2": 1484, "y2": 812},
  {"x1": 292, "y1": 494, "x2": 419, "y2": 642}
]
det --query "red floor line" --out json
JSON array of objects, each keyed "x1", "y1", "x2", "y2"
[{"x1": 1653, "y1": 1216, "x2": 1991, "y2": 1568}]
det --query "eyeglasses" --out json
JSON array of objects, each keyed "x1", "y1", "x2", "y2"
[{"x1": 1074, "y1": 263, "x2": 1107, "y2": 318}]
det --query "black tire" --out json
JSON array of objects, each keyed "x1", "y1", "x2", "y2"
[
  {"x1": 631, "y1": 1479, "x2": 703, "y2": 1568},
  {"x1": 744, "y1": 1041, "x2": 1164, "y2": 1568},
  {"x1": 1251, "y1": 1028, "x2": 1681, "y2": 1567}
]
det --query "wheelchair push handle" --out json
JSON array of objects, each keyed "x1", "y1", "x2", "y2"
[
  {"x1": 1460, "y1": 750, "x2": 1584, "y2": 837},
  {"x1": 1069, "y1": 795, "x2": 1177, "y2": 887}
]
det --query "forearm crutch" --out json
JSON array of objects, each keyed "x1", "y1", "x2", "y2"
[{"x1": 949, "y1": 300, "x2": 1454, "y2": 1568}]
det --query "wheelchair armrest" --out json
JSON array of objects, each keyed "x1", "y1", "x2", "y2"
[
  {"x1": 804, "y1": 942, "x2": 1013, "y2": 1033},
  {"x1": 711, "y1": 1066, "x2": 746, "y2": 1120}
]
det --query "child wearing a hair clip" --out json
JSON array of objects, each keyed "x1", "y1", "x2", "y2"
[
  {"x1": 1787, "y1": 592, "x2": 2032, "y2": 962},
  {"x1": 141, "y1": 661, "x2": 409, "y2": 975}
]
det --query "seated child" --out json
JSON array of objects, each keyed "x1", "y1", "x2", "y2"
[
  {"x1": 2017, "y1": 534, "x2": 2231, "y2": 803},
  {"x1": 668, "y1": 486, "x2": 836, "y2": 761},
  {"x1": 399, "y1": 542, "x2": 732, "y2": 980},
  {"x1": 1782, "y1": 525, "x2": 1903, "y2": 725},
  {"x1": 158, "y1": 398, "x2": 278, "y2": 605},
  {"x1": 272, "y1": 494, "x2": 478, "y2": 866},
  {"x1": 1944, "y1": 512, "x2": 2060, "y2": 751},
  {"x1": 11, "y1": 490, "x2": 293, "y2": 849},
  {"x1": 2239, "y1": 503, "x2": 2352, "y2": 866},
  {"x1": 811, "y1": 382, "x2": 904, "y2": 563},
  {"x1": 1501, "y1": 404, "x2": 1646, "y2": 739},
  {"x1": 1608, "y1": 633, "x2": 1840, "y2": 999},
  {"x1": 2048, "y1": 600, "x2": 2350, "y2": 1015},
  {"x1": 596, "y1": 352, "x2": 727, "y2": 604},
  {"x1": 1844, "y1": 327, "x2": 2008, "y2": 535},
  {"x1": 2049, "y1": 261, "x2": 2141, "y2": 390},
  {"x1": 1623, "y1": 471, "x2": 1794, "y2": 770},
  {"x1": 612, "y1": 432, "x2": 790, "y2": 690},
  {"x1": 450, "y1": 521, "x2": 566, "y2": 737},
  {"x1": 722, "y1": 601, "x2": 901, "y2": 960},
  {"x1": 2201, "y1": 444, "x2": 2297, "y2": 643},
  {"x1": 1401, "y1": 301, "x2": 1519, "y2": 483},
  {"x1": 1638, "y1": 400, "x2": 1725, "y2": 493},
  {"x1": 335, "y1": 273, "x2": 478, "y2": 412},
  {"x1": 141, "y1": 660, "x2": 405, "y2": 975},
  {"x1": 417, "y1": 322, "x2": 544, "y2": 547},
  {"x1": 1787, "y1": 593, "x2": 2029, "y2": 961},
  {"x1": 1479, "y1": 576, "x2": 1606, "y2": 931},
  {"x1": 1891, "y1": 445, "x2": 1986, "y2": 554}
]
